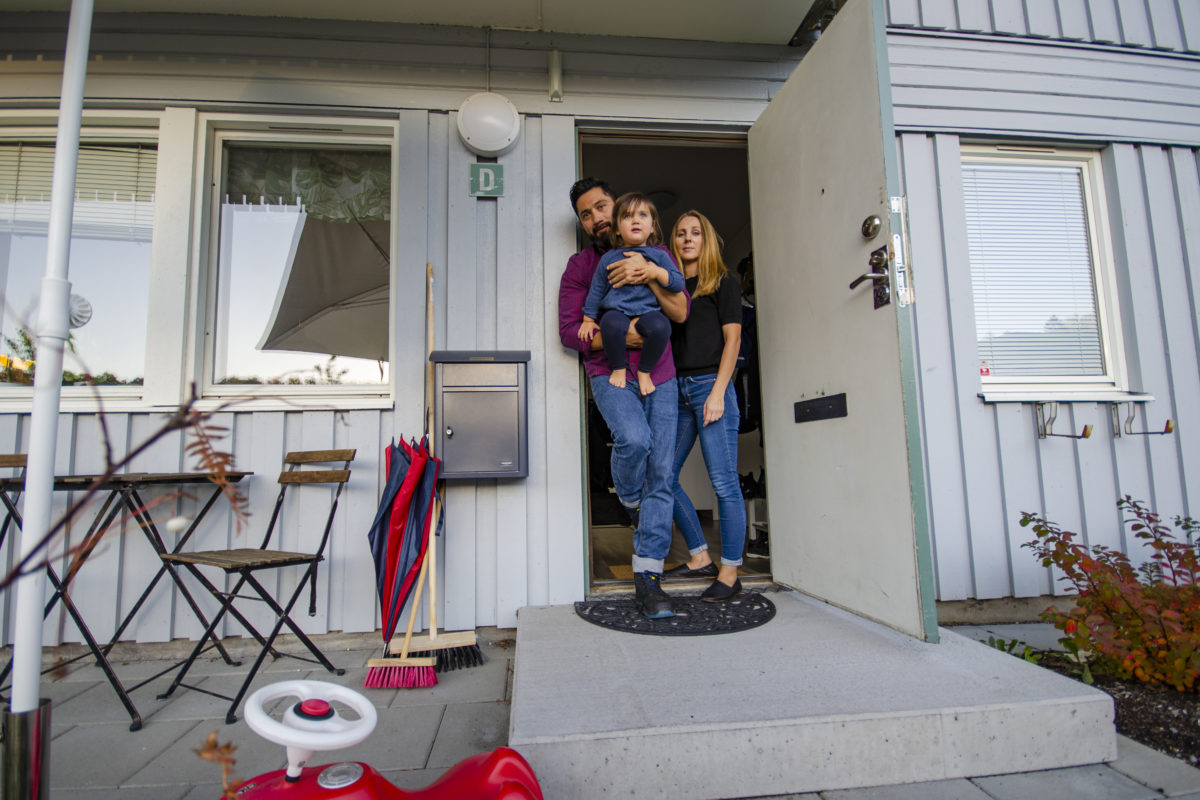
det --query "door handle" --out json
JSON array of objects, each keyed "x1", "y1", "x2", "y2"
[
  {"x1": 849, "y1": 271, "x2": 887, "y2": 290},
  {"x1": 849, "y1": 245, "x2": 892, "y2": 309}
]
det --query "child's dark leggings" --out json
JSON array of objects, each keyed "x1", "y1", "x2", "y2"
[{"x1": 599, "y1": 309, "x2": 671, "y2": 374}]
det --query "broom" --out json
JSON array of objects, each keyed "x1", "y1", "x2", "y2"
[
  {"x1": 364, "y1": 535, "x2": 437, "y2": 688},
  {"x1": 401, "y1": 263, "x2": 485, "y2": 672},
  {"x1": 394, "y1": 492, "x2": 485, "y2": 672}
]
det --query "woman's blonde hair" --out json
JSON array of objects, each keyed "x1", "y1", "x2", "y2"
[
  {"x1": 671, "y1": 210, "x2": 727, "y2": 297},
  {"x1": 609, "y1": 192, "x2": 663, "y2": 248}
]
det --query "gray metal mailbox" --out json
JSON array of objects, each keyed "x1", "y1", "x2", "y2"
[{"x1": 430, "y1": 350, "x2": 530, "y2": 479}]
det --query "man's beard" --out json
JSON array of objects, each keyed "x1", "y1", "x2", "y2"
[{"x1": 590, "y1": 222, "x2": 610, "y2": 246}]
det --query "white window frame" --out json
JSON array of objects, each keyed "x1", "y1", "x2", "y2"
[
  {"x1": 191, "y1": 114, "x2": 400, "y2": 409},
  {"x1": 0, "y1": 115, "x2": 162, "y2": 412},
  {"x1": 962, "y1": 145, "x2": 1132, "y2": 402}
]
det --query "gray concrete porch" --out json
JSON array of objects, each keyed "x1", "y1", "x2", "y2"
[
  {"x1": 510, "y1": 589, "x2": 1123, "y2": 799},
  {"x1": 4, "y1": 599, "x2": 1200, "y2": 798}
]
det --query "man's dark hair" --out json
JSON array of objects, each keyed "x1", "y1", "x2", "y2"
[{"x1": 569, "y1": 177, "x2": 616, "y2": 213}]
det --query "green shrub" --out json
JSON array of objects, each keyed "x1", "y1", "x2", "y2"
[{"x1": 1021, "y1": 496, "x2": 1200, "y2": 691}]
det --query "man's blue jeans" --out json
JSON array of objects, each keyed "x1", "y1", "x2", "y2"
[
  {"x1": 671, "y1": 375, "x2": 746, "y2": 566},
  {"x1": 590, "y1": 375, "x2": 679, "y2": 574}
]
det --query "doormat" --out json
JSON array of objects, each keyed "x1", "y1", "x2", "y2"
[{"x1": 574, "y1": 592, "x2": 775, "y2": 636}]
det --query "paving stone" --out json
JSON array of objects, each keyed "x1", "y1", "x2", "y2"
[
  {"x1": 1110, "y1": 735, "x2": 1200, "y2": 798},
  {"x1": 122, "y1": 717, "x2": 285, "y2": 787},
  {"x1": 385, "y1": 654, "x2": 510, "y2": 707},
  {"x1": 147, "y1": 666, "x2": 314, "y2": 722},
  {"x1": 823, "y1": 779, "x2": 992, "y2": 799},
  {"x1": 53, "y1": 786, "x2": 189, "y2": 800},
  {"x1": 179, "y1": 784, "x2": 226, "y2": 800},
  {"x1": 46, "y1": 680, "x2": 173, "y2": 728},
  {"x1": 973, "y1": 764, "x2": 1164, "y2": 800},
  {"x1": 380, "y1": 766, "x2": 455, "y2": 791},
  {"x1": 427, "y1": 701, "x2": 509, "y2": 769},
  {"x1": 50, "y1": 718, "x2": 198, "y2": 789},
  {"x1": 339, "y1": 702, "x2": 445, "y2": 771}
]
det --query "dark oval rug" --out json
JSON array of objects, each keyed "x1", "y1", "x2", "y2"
[{"x1": 574, "y1": 591, "x2": 775, "y2": 636}]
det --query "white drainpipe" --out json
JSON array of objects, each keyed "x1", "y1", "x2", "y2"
[{"x1": 9, "y1": 0, "x2": 94, "y2": 715}]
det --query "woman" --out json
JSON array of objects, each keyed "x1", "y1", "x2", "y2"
[{"x1": 663, "y1": 210, "x2": 746, "y2": 602}]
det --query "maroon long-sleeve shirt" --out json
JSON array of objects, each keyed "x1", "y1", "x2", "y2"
[{"x1": 558, "y1": 243, "x2": 688, "y2": 385}]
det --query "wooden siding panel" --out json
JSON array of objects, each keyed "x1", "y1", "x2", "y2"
[
  {"x1": 442, "y1": 122, "x2": 480, "y2": 631},
  {"x1": 900, "y1": 133, "x2": 974, "y2": 601},
  {"x1": 541, "y1": 114, "x2": 588, "y2": 605},
  {"x1": 327, "y1": 411, "x2": 378, "y2": 634},
  {"x1": 1147, "y1": 0, "x2": 1185, "y2": 50},
  {"x1": 1115, "y1": 0, "x2": 1154, "y2": 47},
  {"x1": 887, "y1": 34, "x2": 1200, "y2": 147},
  {"x1": 394, "y1": 109, "x2": 432, "y2": 442},
  {"x1": 920, "y1": 0, "x2": 958, "y2": 28},
  {"x1": 994, "y1": 404, "x2": 1052, "y2": 597},
  {"x1": 0, "y1": 414, "x2": 21, "y2": 643},
  {"x1": 1087, "y1": 0, "x2": 1124, "y2": 43},
  {"x1": 1024, "y1": 1, "x2": 1061, "y2": 38},
  {"x1": 1035, "y1": 425, "x2": 1087, "y2": 597},
  {"x1": 122, "y1": 414, "x2": 179, "y2": 643},
  {"x1": 1169, "y1": 147, "x2": 1200, "y2": 517},
  {"x1": 493, "y1": 119, "x2": 533, "y2": 630},
  {"x1": 1142, "y1": 147, "x2": 1200, "y2": 512},
  {"x1": 66, "y1": 414, "x2": 129, "y2": 644},
  {"x1": 890, "y1": 0, "x2": 923, "y2": 27},
  {"x1": 989, "y1": 0, "x2": 1028, "y2": 35},
  {"x1": 929, "y1": 135, "x2": 1010, "y2": 599},
  {"x1": 955, "y1": 0, "x2": 992, "y2": 31},
  {"x1": 1057, "y1": 0, "x2": 1093, "y2": 40},
  {"x1": 1181, "y1": 0, "x2": 1200, "y2": 51},
  {"x1": 1076, "y1": 404, "x2": 1122, "y2": 552},
  {"x1": 1108, "y1": 145, "x2": 1185, "y2": 514},
  {"x1": 39, "y1": 415, "x2": 72, "y2": 644},
  {"x1": 521, "y1": 117, "x2": 550, "y2": 610}
]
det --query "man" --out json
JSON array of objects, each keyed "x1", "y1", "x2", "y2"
[{"x1": 558, "y1": 177, "x2": 689, "y2": 619}]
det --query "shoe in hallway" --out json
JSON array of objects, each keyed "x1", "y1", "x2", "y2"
[{"x1": 634, "y1": 571, "x2": 675, "y2": 618}]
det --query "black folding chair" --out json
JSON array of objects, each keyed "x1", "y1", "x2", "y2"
[{"x1": 157, "y1": 449, "x2": 355, "y2": 723}]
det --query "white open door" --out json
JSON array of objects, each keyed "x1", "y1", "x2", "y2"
[{"x1": 749, "y1": 0, "x2": 937, "y2": 640}]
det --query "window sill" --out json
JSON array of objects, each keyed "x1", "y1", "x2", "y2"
[
  {"x1": 978, "y1": 390, "x2": 1154, "y2": 404},
  {"x1": 0, "y1": 393, "x2": 393, "y2": 415}
]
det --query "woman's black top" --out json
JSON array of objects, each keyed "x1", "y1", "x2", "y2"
[{"x1": 671, "y1": 273, "x2": 743, "y2": 377}]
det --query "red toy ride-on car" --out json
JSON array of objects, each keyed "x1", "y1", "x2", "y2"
[{"x1": 230, "y1": 680, "x2": 542, "y2": 800}]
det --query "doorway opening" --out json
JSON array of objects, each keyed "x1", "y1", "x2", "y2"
[{"x1": 578, "y1": 131, "x2": 771, "y2": 591}]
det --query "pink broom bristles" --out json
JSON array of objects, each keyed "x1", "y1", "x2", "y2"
[{"x1": 364, "y1": 664, "x2": 437, "y2": 689}]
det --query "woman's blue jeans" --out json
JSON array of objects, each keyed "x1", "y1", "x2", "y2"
[
  {"x1": 590, "y1": 375, "x2": 679, "y2": 574},
  {"x1": 672, "y1": 374, "x2": 746, "y2": 566}
]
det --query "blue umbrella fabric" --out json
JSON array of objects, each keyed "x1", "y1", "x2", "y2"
[{"x1": 366, "y1": 437, "x2": 440, "y2": 642}]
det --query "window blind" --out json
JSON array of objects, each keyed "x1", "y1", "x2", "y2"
[
  {"x1": 963, "y1": 162, "x2": 1105, "y2": 378},
  {"x1": 0, "y1": 143, "x2": 157, "y2": 239}
]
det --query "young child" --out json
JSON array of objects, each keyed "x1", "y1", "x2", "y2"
[{"x1": 577, "y1": 192, "x2": 685, "y2": 395}]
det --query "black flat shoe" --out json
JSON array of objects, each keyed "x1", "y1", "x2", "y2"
[
  {"x1": 663, "y1": 562, "x2": 718, "y2": 579},
  {"x1": 700, "y1": 578, "x2": 742, "y2": 603}
]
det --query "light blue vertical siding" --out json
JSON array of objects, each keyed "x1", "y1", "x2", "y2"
[
  {"x1": 899, "y1": 135, "x2": 1200, "y2": 601},
  {"x1": 888, "y1": 0, "x2": 1200, "y2": 54}
]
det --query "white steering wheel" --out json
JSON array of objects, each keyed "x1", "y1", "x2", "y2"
[{"x1": 244, "y1": 680, "x2": 378, "y2": 779}]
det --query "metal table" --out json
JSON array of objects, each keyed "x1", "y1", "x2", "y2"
[{"x1": 0, "y1": 470, "x2": 251, "y2": 730}]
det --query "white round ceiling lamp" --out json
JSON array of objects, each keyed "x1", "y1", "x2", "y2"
[{"x1": 456, "y1": 92, "x2": 522, "y2": 158}]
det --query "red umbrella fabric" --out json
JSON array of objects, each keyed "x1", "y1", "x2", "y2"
[{"x1": 367, "y1": 436, "x2": 440, "y2": 641}]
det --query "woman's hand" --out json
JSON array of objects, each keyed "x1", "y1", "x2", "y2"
[
  {"x1": 607, "y1": 252, "x2": 656, "y2": 287},
  {"x1": 702, "y1": 389, "x2": 724, "y2": 426}
]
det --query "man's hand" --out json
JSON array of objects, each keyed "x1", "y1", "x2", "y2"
[
  {"x1": 625, "y1": 318, "x2": 645, "y2": 348},
  {"x1": 606, "y1": 251, "x2": 654, "y2": 288}
]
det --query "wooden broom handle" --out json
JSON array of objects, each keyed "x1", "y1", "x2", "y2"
[
  {"x1": 424, "y1": 262, "x2": 439, "y2": 642},
  {"x1": 399, "y1": 548, "x2": 430, "y2": 659}
]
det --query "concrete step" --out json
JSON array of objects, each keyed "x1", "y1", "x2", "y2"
[{"x1": 509, "y1": 589, "x2": 1116, "y2": 799}]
